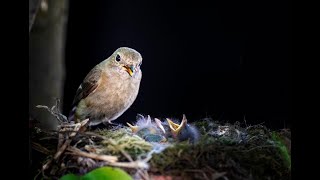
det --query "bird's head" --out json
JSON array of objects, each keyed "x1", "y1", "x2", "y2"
[{"x1": 109, "y1": 47, "x2": 142, "y2": 79}]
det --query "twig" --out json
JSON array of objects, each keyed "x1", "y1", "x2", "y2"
[
  {"x1": 80, "y1": 130, "x2": 151, "y2": 179},
  {"x1": 42, "y1": 119, "x2": 89, "y2": 172},
  {"x1": 33, "y1": 170, "x2": 41, "y2": 180},
  {"x1": 184, "y1": 169, "x2": 210, "y2": 180},
  {"x1": 108, "y1": 139, "x2": 134, "y2": 161},
  {"x1": 105, "y1": 161, "x2": 149, "y2": 169},
  {"x1": 57, "y1": 127, "x2": 65, "y2": 150},
  {"x1": 36, "y1": 105, "x2": 67, "y2": 123},
  {"x1": 84, "y1": 132, "x2": 107, "y2": 138},
  {"x1": 246, "y1": 135, "x2": 265, "y2": 143},
  {"x1": 54, "y1": 139, "x2": 72, "y2": 160},
  {"x1": 39, "y1": 137, "x2": 58, "y2": 141},
  {"x1": 211, "y1": 172, "x2": 228, "y2": 180},
  {"x1": 36, "y1": 99, "x2": 68, "y2": 123},
  {"x1": 243, "y1": 115, "x2": 248, "y2": 128},
  {"x1": 108, "y1": 138, "x2": 150, "y2": 180},
  {"x1": 53, "y1": 98, "x2": 68, "y2": 122},
  {"x1": 67, "y1": 146, "x2": 149, "y2": 169},
  {"x1": 142, "y1": 150, "x2": 155, "y2": 163},
  {"x1": 54, "y1": 122, "x2": 81, "y2": 160},
  {"x1": 244, "y1": 145, "x2": 276, "y2": 152},
  {"x1": 67, "y1": 146, "x2": 118, "y2": 162},
  {"x1": 42, "y1": 159, "x2": 53, "y2": 171},
  {"x1": 120, "y1": 148, "x2": 134, "y2": 162},
  {"x1": 205, "y1": 165, "x2": 218, "y2": 173},
  {"x1": 137, "y1": 169, "x2": 150, "y2": 180},
  {"x1": 73, "y1": 140, "x2": 83, "y2": 147},
  {"x1": 32, "y1": 142, "x2": 51, "y2": 155},
  {"x1": 41, "y1": 165, "x2": 49, "y2": 179}
]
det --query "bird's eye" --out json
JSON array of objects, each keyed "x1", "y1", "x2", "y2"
[
  {"x1": 115, "y1": 54, "x2": 121, "y2": 62},
  {"x1": 138, "y1": 61, "x2": 142, "y2": 67}
]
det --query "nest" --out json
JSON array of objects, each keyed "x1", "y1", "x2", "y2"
[{"x1": 30, "y1": 102, "x2": 291, "y2": 180}]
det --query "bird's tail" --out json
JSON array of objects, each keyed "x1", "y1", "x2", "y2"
[{"x1": 68, "y1": 106, "x2": 77, "y2": 122}]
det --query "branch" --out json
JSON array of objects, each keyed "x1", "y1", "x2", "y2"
[{"x1": 67, "y1": 146, "x2": 118, "y2": 162}]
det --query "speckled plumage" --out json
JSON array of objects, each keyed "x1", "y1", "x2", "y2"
[{"x1": 69, "y1": 47, "x2": 142, "y2": 126}]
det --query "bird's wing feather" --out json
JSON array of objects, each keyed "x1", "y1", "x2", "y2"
[{"x1": 72, "y1": 67, "x2": 102, "y2": 107}]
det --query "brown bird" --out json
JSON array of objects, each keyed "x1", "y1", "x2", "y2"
[{"x1": 68, "y1": 47, "x2": 143, "y2": 126}]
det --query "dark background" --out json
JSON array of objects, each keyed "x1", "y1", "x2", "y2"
[{"x1": 63, "y1": 0, "x2": 291, "y2": 129}]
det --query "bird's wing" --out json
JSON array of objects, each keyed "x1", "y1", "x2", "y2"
[{"x1": 72, "y1": 67, "x2": 102, "y2": 107}]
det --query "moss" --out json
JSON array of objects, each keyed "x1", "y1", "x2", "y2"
[
  {"x1": 149, "y1": 122, "x2": 291, "y2": 180},
  {"x1": 271, "y1": 132, "x2": 291, "y2": 170},
  {"x1": 96, "y1": 128, "x2": 153, "y2": 160}
]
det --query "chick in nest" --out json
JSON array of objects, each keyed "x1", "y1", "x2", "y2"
[
  {"x1": 127, "y1": 114, "x2": 200, "y2": 143},
  {"x1": 127, "y1": 114, "x2": 167, "y2": 143}
]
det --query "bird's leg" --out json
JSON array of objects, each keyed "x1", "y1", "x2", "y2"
[{"x1": 102, "y1": 120, "x2": 121, "y2": 128}]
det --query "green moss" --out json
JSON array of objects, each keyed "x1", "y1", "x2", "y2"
[
  {"x1": 271, "y1": 132, "x2": 291, "y2": 170},
  {"x1": 95, "y1": 128, "x2": 153, "y2": 160},
  {"x1": 150, "y1": 124, "x2": 291, "y2": 180}
]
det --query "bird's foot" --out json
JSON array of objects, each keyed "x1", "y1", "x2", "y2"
[{"x1": 102, "y1": 121, "x2": 122, "y2": 129}]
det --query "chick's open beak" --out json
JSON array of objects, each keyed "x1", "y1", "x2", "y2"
[
  {"x1": 166, "y1": 114, "x2": 188, "y2": 138},
  {"x1": 127, "y1": 122, "x2": 139, "y2": 133},
  {"x1": 123, "y1": 65, "x2": 135, "y2": 77},
  {"x1": 155, "y1": 118, "x2": 166, "y2": 134}
]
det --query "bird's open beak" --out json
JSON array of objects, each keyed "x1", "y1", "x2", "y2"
[
  {"x1": 123, "y1": 65, "x2": 134, "y2": 77},
  {"x1": 166, "y1": 114, "x2": 188, "y2": 138}
]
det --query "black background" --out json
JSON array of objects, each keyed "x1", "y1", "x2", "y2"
[{"x1": 63, "y1": 0, "x2": 291, "y2": 129}]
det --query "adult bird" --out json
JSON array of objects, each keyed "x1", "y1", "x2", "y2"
[{"x1": 68, "y1": 47, "x2": 143, "y2": 126}]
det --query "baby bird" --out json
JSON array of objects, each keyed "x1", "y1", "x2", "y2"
[
  {"x1": 69, "y1": 47, "x2": 143, "y2": 126},
  {"x1": 158, "y1": 114, "x2": 200, "y2": 143},
  {"x1": 128, "y1": 114, "x2": 167, "y2": 143},
  {"x1": 127, "y1": 114, "x2": 200, "y2": 143}
]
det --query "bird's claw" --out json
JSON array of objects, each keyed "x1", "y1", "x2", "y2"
[{"x1": 102, "y1": 120, "x2": 120, "y2": 127}]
